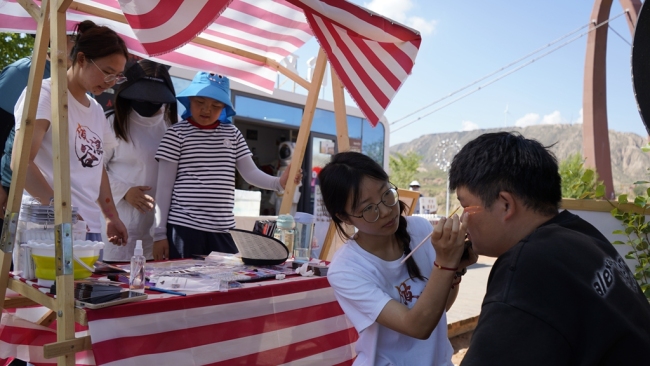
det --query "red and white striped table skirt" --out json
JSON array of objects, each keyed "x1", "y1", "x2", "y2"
[{"x1": 1, "y1": 276, "x2": 358, "y2": 365}]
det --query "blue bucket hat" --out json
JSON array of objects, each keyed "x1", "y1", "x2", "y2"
[{"x1": 177, "y1": 72, "x2": 236, "y2": 121}]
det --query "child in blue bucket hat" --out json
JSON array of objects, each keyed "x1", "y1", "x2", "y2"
[{"x1": 152, "y1": 72, "x2": 301, "y2": 260}]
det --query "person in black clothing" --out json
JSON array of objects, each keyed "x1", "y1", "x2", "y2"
[{"x1": 450, "y1": 132, "x2": 650, "y2": 365}]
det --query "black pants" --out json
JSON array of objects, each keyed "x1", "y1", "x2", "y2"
[{"x1": 166, "y1": 223, "x2": 238, "y2": 259}]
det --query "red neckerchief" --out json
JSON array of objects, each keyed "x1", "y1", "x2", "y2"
[{"x1": 188, "y1": 117, "x2": 220, "y2": 130}]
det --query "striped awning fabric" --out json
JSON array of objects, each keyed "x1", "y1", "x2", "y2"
[{"x1": 0, "y1": 0, "x2": 421, "y2": 126}]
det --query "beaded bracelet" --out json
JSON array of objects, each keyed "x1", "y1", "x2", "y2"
[{"x1": 433, "y1": 261, "x2": 458, "y2": 271}]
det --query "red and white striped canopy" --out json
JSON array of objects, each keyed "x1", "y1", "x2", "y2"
[{"x1": 0, "y1": 0, "x2": 421, "y2": 126}]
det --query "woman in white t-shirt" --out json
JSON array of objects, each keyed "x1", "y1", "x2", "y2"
[
  {"x1": 318, "y1": 152, "x2": 478, "y2": 366},
  {"x1": 103, "y1": 60, "x2": 178, "y2": 261},
  {"x1": 12, "y1": 20, "x2": 128, "y2": 245}
]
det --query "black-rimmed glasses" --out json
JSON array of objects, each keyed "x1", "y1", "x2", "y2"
[
  {"x1": 348, "y1": 185, "x2": 399, "y2": 223},
  {"x1": 90, "y1": 59, "x2": 127, "y2": 84}
]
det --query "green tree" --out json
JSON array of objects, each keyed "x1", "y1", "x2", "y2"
[
  {"x1": 388, "y1": 151, "x2": 422, "y2": 189},
  {"x1": 559, "y1": 152, "x2": 604, "y2": 199},
  {"x1": 1, "y1": 32, "x2": 35, "y2": 71}
]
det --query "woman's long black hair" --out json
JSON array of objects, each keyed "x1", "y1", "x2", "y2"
[{"x1": 318, "y1": 151, "x2": 424, "y2": 280}]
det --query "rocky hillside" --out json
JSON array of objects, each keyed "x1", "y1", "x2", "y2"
[{"x1": 390, "y1": 124, "x2": 650, "y2": 200}]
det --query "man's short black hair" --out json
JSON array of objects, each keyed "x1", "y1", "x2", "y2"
[{"x1": 449, "y1": 132, "x2": 561, "y2": 216}]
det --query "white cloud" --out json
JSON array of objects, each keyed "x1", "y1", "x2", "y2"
[
  {"x1": 541, "y1": 110, "x2": 563, "y2": 125},
  {"x1": 515, "y1": 111, "x2": 566, "y2": 127},
  {"x1": 515, "y1": 113, "x2": 541, "y2": 127},
  {"x1": 574, "y1": 108, "x2": 583, "y2": 124},
  {"x1": 364, "y1": 0, "x2": 437, "y2": 35},
  {"x1": 461, "y1": 120, "x2": 479, "y2": 131}
]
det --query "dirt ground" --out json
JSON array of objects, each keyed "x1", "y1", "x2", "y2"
[{"x1": 450, "y1": 330, "x2": 473, "y2": 365}]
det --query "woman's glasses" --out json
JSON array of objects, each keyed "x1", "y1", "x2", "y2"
[
  {"x1": 348, "y1": 186, "x2": 399, "y2": 223},
  {"x1": 91, "y1": 59, "x2": 127, "y2": 84}
]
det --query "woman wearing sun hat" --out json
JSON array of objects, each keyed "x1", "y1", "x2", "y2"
[
  {"x1": 151, "y1": 71, "x2": 301, "y2": 260},
  {"x1": 102, "y1": 60, "x2": 178, "y2": 262}
]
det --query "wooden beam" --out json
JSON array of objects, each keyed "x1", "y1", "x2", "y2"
[
  {"x1": 57, "y1": 0, "x2": 75, "y2": 12},
  {"x1": 50, "y1": 2, "x2": 76, "y2": 364},
  {"x1": 16, "y1": 0, "x2": 42, "y2": 21},
  {"x1": 7, "y1": 278, "x2": 56, "y2": 309},
  {"x1": 331, "y1": 71, "x2": 350, "y2": 152},
  {"x1": 68, "y1": 1, "x2": 311, "y2": 89},
  {"x1": 0, "y1": 0, "x2": 51, "y2": 313},
  {"x1": 37, "y1": 310, "x2": 57, "y2": 327},
  {"x1": 279, "y1": 48, "x2": 328, "y2": 215},
  {"x1": 192, "y1": 37, "x2": 311, "y2": 90},
  {"x1": 4, "y1": 296, "x2": 39, "y2": 308},
  {"x1": 44, "y1": 336, "x2": 92, "y2": 359},
  {"x1": 318, "y1": 71, "x2": 351, "y2": 260}
]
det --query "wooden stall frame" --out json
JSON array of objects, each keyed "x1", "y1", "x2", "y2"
[{"x1": 0, "y1": 1, "x2": 353, "y2": 364}]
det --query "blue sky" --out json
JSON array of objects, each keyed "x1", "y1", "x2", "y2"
[{"x1": 285, "y1": 0, "x2": 644, "y2": 146}]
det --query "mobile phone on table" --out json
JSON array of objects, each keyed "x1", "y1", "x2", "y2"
[{"x1": 76, "y1": 291, "x2": 147, "y2": 309}]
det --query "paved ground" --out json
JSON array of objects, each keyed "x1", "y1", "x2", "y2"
[
  {"x1": 446, "y1": 255, "x2": 496, "y2": 365},
  {"x1": 447, "y1": 255, "x2": 495, "y2": 325}
]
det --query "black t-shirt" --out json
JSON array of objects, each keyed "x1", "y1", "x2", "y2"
[{"x1": 462, "y1": 210, "x2": 650, "y2": 366}]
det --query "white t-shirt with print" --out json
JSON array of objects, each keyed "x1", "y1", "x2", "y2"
[
  {"x1": 327, "y1": 216, "x2": 454, "y2": 366},
  {"x1": 14, "y1": 78, "x2": 115, "y2": 233}
]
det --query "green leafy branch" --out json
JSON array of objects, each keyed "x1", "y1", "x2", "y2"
[{"x1": 595, "y1": 143, "x2": 650, "y2": 299}]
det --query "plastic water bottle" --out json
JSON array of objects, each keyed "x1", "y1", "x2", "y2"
[
  {"x1": 130, "y1": 240, "x2": 146, "y2": 293},
  {"x1": 273, "y1": 214, "x2": 296, "y2": 254}
]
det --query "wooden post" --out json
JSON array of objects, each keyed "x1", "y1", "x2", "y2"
[
  {"x1": 0, "y1": 0, "x2": 50, "y2": 311},
  {"x1": 318, "y1": 71, "x2": 351, "y2": 260},
  {"x1": 50, "y1": 0, "x2": 76, "y2": 364},
  {"x1": 279, "y1": 48, "x2": 328, "y2": 215},
  {"x1": 331, "y1": 71, "x2": 349, "y2": 152}
]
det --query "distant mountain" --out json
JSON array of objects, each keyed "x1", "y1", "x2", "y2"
[{"x1": 390, "y1": 124, "x2": 650, "y2": 195}]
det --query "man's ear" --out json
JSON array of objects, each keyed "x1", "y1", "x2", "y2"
[{"x1": 497, "y1": 191, "x2": 517, "y2": 221}]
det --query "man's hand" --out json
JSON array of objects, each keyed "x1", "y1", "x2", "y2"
[
  {"x1": 106, "y1": 217, "x2": 128, "y2": 246},
  {"x1": 153, "y1": 239, "x2": 169, "y2": 261},
  {"x1": 124, "y1": 186, "x2": 154, "y2": 214}
]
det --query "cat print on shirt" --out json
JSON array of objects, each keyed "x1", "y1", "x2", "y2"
[
  {"x1": 75, "y1": 124, "x2": 103, "y2": 168},
  {"x1": 395, "y1": 276, "x2": 428, "y2": 307}
]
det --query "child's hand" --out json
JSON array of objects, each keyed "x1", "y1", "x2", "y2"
[
  {"x1": 279, "y1": 163, "x2": 303, "y2": 189},
  {"x1": 106, "y1": 217, "x2": 128, "y2": 246},
  {"x1": 124, "y1": 186, "x2": 155, "y2": 213},
  {"x1": 153, "y1": 239, "x2": 169, "y2": 261}
]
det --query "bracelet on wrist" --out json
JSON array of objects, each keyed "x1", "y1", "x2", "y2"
[
  {"x1": 433, "y1": 261, "x2": 458, "y2": 272},
  {"x1": 451, "y1": 276, "x2": 462, "y2": 289},
  {"x1": 455, "y1": 267, "x2": 467, "y2": 278}
]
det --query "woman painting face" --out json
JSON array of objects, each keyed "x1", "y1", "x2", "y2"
[{"x1": 343, "y1": 177, "x2": 401, "y2": 236}]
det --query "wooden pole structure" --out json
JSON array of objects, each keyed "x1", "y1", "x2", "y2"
[
  {"x1": 0, "y1": 0, "x2": 51, "y2": 311},
  {"x1": 319, "y1": 71, "x2": 351, "y2": 260},
  {"x1": 48, "y1": 0, "x2": 80, "y2": 364},
  {"x1": 279, "y1": 48, "x2": 328, "y2": 215}
]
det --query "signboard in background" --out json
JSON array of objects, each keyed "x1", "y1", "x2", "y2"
[{"x1": 350, "y1": 138, "x2": 362, "y2": 153}]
